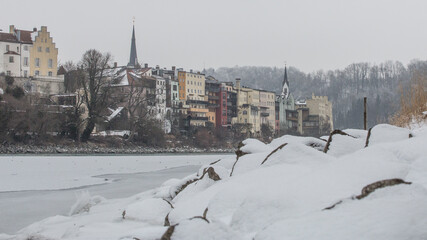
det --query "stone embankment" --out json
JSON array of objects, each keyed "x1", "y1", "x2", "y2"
[{"x1": 0, "y1": 145, "x2": 234, "y2": 154}]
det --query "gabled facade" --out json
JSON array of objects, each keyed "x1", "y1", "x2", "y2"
[{"x1": 30, "y1": 26, "x2": 58, "y2": 77}]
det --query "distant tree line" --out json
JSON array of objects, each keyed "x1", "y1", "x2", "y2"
[{"x1": 204, "y1": 60, "x2": 427, "y2": 129}]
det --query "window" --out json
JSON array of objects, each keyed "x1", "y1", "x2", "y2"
[
  {"x1": 24, "y1": 57, "x2": 28, "y2": 66},
  {"x1": 243, "y1": 110, "x2": 247, "y2": 115},
  {"x1": 6, "y1": 45, "x2": 10, "y2": 51},
  {"x1": 35, "y1": 70, "x2": 39, "y2": 76},
  {"x1": 9, "y1": 56, "x2": 14, "y2": 63},
  {"x1": 17, "y1": 47, "x2": 19, "y2": 52},
  {"x1": 35, "y1": 58, "x2": 40, "y2": 67},
  {"x1": 24, "y1": 46, "x2": 28, "y2": 51},
  {"x1": 46, "y1": 47, "x2": 50, "y2": 53},
  {"x1": 48, "y1": 71, "x2": 52, "y2": 76},
  {"x1": 6, "y1": 71, "x2": 11, "y2": 76},
  {"x1": 48, "y1": 59, "x2": 53, "y2": 68},
  {"x1": 24, "y1": 70, "x2": 28, "y2": 77},
  {"x1": 38, "y1": 47, "x2": 42, "y2": 52}
]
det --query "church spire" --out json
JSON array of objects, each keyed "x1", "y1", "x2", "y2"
[
  {"x1": 128, "y1": 19, "x2": 138, "y2": 68},
  {"x1": 281, "y1": 65, "x2": 290, "y2": 99},
  {"x1": 283, "y1": 65, "x2": 289, "y2": 88}
]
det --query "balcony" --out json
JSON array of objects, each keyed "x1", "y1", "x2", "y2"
[
  {"x1": 191, "y1": 116, "x2": 209, "y2": 121},
  {"x1": 186, "y1": 99, "x2": 208, "y2": 105},
  {"x1": 260, "y1": 112, "x2": 270, "y2": 117},
  {"x1": 208, "y1": 95, "x2": 220, "y2": 100},
  {"x1": 188, "y1": 108, "x2": 209, "y2": 113},
  {"x1": 207, "y1": 104, "x2": 220, "y2": 108}
]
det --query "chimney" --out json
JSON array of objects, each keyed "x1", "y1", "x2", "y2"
[
  {"x1": 9, "y1": 25, "x2": 15, "y2": 34},
  {"x1": 190, "y1": 69, "x2": 193, "y2": 73},
  {"x1": 156, "y1": 65, "x2": 160, "y2": 70},
  {"x1": 144, "y1": 63, "x2": 148, "y2": 68},
  {"x1": 33, "y1": 27, "x2": 37, "y2": 32},
  {"x1": 172, "y1": 66, "x2": 176, "y2": 71},
  {"x1": 236, "y1": 78, "x2": 241, "y2": 107},
  {"x1": 235, "y1": 78, "x2": 241, "y2": 89},
  {"x1": 114, "y1": 62, "x2": 117, "y2": 68}
]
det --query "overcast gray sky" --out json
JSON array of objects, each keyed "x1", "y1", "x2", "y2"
[{"x1": 2, "y1": 0, "x2": 427, "y2": 72}]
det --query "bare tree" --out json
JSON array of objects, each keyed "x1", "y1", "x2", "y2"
[{"x1": 78, "y1": 49, "x2": 112, "y2": 142}]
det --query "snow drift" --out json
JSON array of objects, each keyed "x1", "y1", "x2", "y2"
[{"x1": 3, "y1": 123, "x2": 427, "y2": 240}]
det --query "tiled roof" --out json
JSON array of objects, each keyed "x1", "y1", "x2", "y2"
[
  {"x1": 16, "y1": 29, "x2": 33, "y2": 44},
  {"x1": 0, "y1": 32, "x2": 18, "y2": 43},
  {"x1": 0, "y1": 29, "x2": 33, "y2": 44}
]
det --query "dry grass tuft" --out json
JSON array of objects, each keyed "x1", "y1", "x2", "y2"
[{"x1": 391, "y1": 72, "x2": 427, "y2": 127}]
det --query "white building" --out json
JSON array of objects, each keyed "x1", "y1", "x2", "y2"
[
  {"x1": 0, "y1": 26, "x2": 34, "y2": 77},
  {"x1": 152, "y1": 75, "x2": 167, "y2": 120}
]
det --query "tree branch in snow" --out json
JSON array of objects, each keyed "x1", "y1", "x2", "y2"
[
  {"x1": 323, "y1": 130, "x2": 355, "y2": 153},
  {"x1": 160, "y1": 225, "x2": 176, "y2": 240},
  {"x1": 323, "y1": 178, "x2": 412, "y2": 210},
  {"x1": 200, "y1": 167, "x2": 221, "y2": 181},
  {"x1": 261, "y1": 143, "x2": 288, "y2": 165},
  {"x1": 364, "y1": 127, "x2": 372, "y2": 147},
  {"x1": 209, "y1": 159, "x2": 222, "y2": 165},
  {"x1": 230, "y1": 141, "x2": 248, "y2": 176},
  {"x1": 163, "y1": 199, "x2": 174, "y2": 209},
  {"x1": 355, "y1": 178, "x2": 411, "y2": 200}
]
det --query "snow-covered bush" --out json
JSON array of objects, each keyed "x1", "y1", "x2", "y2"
[{"x1": 68, "y1": 191, "x2": 105, "y2": 215}]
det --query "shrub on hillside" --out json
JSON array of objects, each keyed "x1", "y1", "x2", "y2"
[{"x1": 391, "y1": 72, "x2": 427, "y2": 127}]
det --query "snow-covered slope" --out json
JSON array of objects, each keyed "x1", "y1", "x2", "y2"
[{"x1": 3, "y1": 123, "x2": 427, "y2": 240}]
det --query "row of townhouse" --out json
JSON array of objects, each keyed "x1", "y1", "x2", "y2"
[{"x1": 113, "y1": 63, "x2": 334, "y2": 137}]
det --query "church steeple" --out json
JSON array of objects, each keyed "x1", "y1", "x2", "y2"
[
  {"x1": 128, "y1": 20, "x2": 138, "y2": 68},
  {"x1": 281, "y1": 65, "x2": 290, "y2": 99}
]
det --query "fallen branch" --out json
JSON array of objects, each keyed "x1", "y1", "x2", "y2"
[
  {"x1": 160, "y1": 225, "x2": 176, "y2": 240},
  {"x1": 323, "y1": 178, "x2": 412, "y2": 210},
  {"x1": 355, "y1": 178, "x2": 412, "y2": 200},
  {"x1": 323, "y1": 130, "x2": 355, "y2": 153},
  {"x1": 230, "y1": 142, "x2": 248, "y2": 177},
  {"x1": 261, "y1": 143, "x2": 287, "y2": 165}
]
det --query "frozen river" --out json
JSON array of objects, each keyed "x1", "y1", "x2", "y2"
[{"x1": 0, "y1": 154, "x2": 232, "y2": 234}]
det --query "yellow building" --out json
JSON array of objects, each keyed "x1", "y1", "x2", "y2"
[
  {"x1": 178, "y1": 71, "x2": 205, "y2": 101},
  {"x1": 30, "y1": 26, "x2": 58, "y2": 77},
  {"x1": 306, "y1": 93, "x2": 334, "y2": 131},
  {"x1": 178, "y1": 71, "x2": 208, "y2": 126},
  {"x1": 233, "y1": 79, "x2": 261, "y2": 134},
  {"x1": 259, "y1": 90, "x2": 276, "y2": 128},
  {"x1": 206, "y1": 108, "x2": 216, "y2": 127}
]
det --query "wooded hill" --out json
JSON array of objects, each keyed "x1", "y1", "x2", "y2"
[{"x1": 204, "y1": 60, "x2": 427, "y2": 129}]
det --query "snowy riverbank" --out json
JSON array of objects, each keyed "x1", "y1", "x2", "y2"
[{"x1": 2, "y1": 123, "x2": 427, "y2": 240}]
